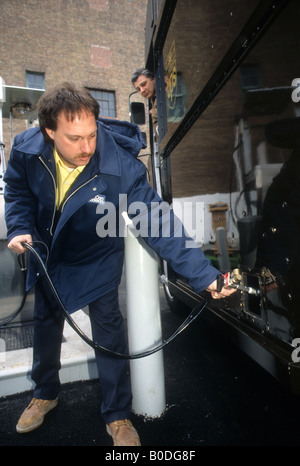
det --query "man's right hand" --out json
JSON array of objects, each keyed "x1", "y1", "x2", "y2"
[
  {"x1": 7, "y1": 234, "x2": 32, "y2": 254},
  {"x1": 206, "y1": 279, "x2": 237, "y2": 300}
]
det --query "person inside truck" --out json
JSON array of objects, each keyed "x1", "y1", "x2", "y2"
[
  {"x1": 4, "y1": 82, "x2": 235, "y2": 447},
  {"x1": 131, "y1": 68, "x2": 157, "y2": 126}
]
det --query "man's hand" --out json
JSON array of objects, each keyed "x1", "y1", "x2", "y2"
[
  {"x1": 206, "y1": 279, "x2": 237, "y2": 300},
  {"x1": 7, "y1": 234, "x2": 32, "y2": 254}
]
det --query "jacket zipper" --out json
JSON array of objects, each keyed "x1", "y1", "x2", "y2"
[
  {"x1": 39, "y1": 156, "x2": 98, "y2": 230},
  {"x1": 38, "y1": 156, "x2": 57, "y2": 236},
  {"x1": 60, "y1": 174, "x2": 98, "y2": 213}
]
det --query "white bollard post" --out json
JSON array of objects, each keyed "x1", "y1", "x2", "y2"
[
  {"x1": 123, "y1": 216, "x2": 166, "y2": 418},
  {"x1": 0, "y1": 195, "x2": 7, "y2": 240}
]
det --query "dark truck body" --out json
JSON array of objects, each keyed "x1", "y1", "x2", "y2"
[{"x1": 137, "y1": 0, "x2": 300, "y2": 394}]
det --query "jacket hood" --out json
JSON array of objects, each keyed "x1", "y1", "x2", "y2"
[{"x1": 98, "y1": 117, "x2": 146, "y2": 156}]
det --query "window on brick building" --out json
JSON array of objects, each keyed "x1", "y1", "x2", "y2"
[
  {"x1": 26, "y1": 71, "x2": 45, "y2": 90},
  {"x1": 88, "y1": 89, "x2": 116, "y2": 118}
]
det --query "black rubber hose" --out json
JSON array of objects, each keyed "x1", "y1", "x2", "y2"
[{"x1": 23, "y1": 242, "x2": 208, "y2": 360}]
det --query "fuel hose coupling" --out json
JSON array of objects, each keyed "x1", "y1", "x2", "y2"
[{"x1": 221, "y1": 269, "x2": 260, "y2": 296}]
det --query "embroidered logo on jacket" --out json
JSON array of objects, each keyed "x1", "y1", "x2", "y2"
[{"x1": 88, "y1": 195, "x2": 106, "y2": 204}]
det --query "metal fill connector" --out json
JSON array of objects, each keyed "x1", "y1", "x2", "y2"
[{"x1": 222, "y1": 269, "x2": 260, "y2": 296}]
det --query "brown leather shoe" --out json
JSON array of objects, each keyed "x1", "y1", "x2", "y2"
[
  {"x1": 106, "y1": 419, "x2": 141, "y2": 446},
  {"x1": 16, "y1": 398, "x2": 58, "y2": 433}
]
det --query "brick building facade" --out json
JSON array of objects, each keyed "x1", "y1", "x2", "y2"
[{"x1": 0, "y1": 0, "x2": 148, "y2": 159}]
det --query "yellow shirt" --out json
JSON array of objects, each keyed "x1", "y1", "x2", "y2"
[{"x1": 54, "y1": 148, "x2": 84, "y2": 209}]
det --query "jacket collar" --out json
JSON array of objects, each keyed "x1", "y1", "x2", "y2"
[
  {"x1": 14, "y1": 118, "x2": 145, "y2": 179},
  {"x1": 37, "y1": 121, "x2": 120, "y2": 177}
]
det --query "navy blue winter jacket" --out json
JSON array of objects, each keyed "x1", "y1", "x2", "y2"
[{"x1": 4, "y1": 118, "x2": 219, "y2": 312}]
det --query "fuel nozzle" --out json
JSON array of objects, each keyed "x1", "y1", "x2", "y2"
[{"x1": 221, "y1": 269, "x2": 260, "y2": 296}]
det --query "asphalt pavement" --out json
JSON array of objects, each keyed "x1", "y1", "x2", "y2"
[{"x1": 1, "y1": 283, "x2": 300, "y2": 449}]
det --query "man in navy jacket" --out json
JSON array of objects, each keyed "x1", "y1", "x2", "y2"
[{"x1": 4, "y1": 82, "x2": 233, "y2": 446}]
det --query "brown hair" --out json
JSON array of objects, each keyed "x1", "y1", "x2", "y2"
[{"x1": 38, "y1": 82, "x2": 100, "y2": 143}]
